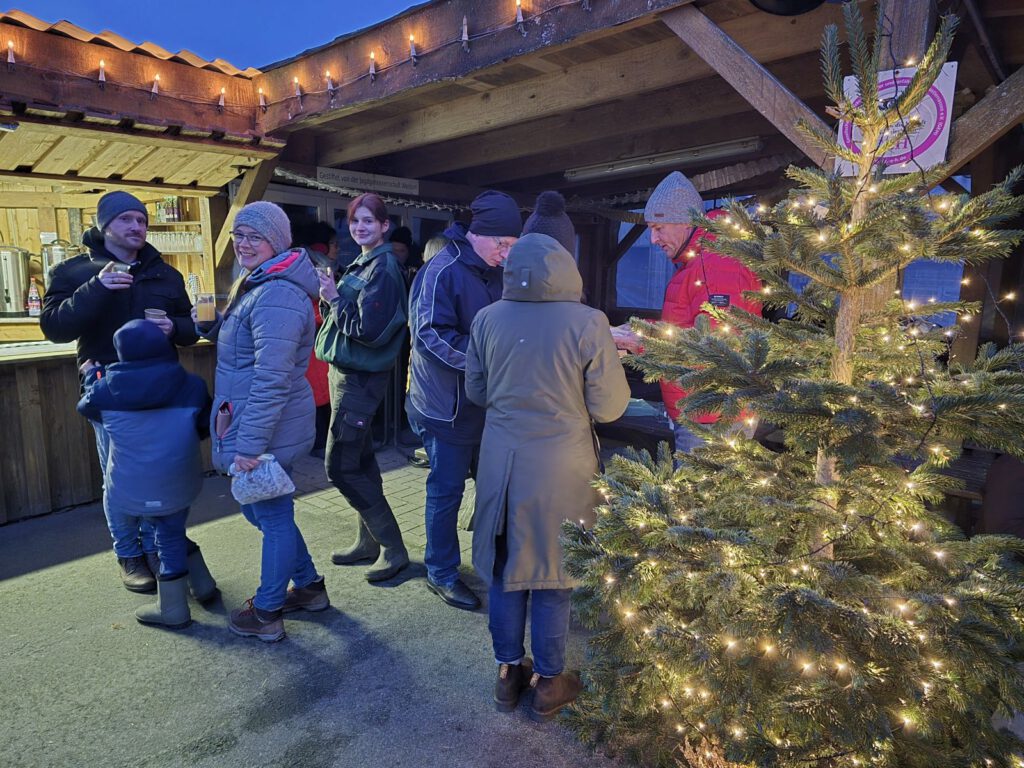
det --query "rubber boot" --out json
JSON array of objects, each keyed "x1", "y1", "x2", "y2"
[
  {"x1": 331, "y1": 517, "x2": 380, "y2": 565},
  {"x1": 361, "y1": 500, "x2": 409, "y2": 582},
  {"x1": 186, "y1": 544, "x2": 218, "y2": 604},
  {"x1": 135, "y1": 575, "x2": 192, "y2": 630}
]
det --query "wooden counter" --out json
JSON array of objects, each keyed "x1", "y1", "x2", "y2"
[
  {"x1": 0, "y1": 341, "x2": 216, "y2": 524},
  {"x1": 0, "y1": 317, "x2": 45, "y2": 342}
]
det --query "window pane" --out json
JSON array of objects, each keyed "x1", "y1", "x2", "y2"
[
  {"x1": 902, "y1": 260, "x2": 963, "y2": 326},
  {"x1": 615, "y1": 223, "x2": 673, "y2": 310}
]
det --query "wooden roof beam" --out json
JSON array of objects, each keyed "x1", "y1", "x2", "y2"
[
  {"x1": 659, "y1": 4, "x2": 833, "y2": 168},
  {"x1": 943, "y1": 64, "x2": 1024, "y2": 180},
  {"x1": 0, "y1": 169, "x2": 221, "y2": 197},
  {"x1": 215, "y1": 160, "x2": 278, "y2": 268},
  {"x1": 256, "y1": 0, "x2": 695, "y2": 135},
  {"x1": 0, "y1": 22, "x2": 259, "y2": 139},
  {"x1": 877, "y1": 0, "x2": 935, "y2": 70},
  {"x1": 316, "y1": 2, "x2": 849, "y2": 168},
  {"x1": 383, "y1": 54, "x2": 823, "y2": 180}
]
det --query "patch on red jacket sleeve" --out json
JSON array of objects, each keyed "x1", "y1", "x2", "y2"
[{"x1": 708, "y1": 293, "x2": 731, "y2": 308}]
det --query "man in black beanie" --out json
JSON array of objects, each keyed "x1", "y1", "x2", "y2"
[
  {"x1": 41, "y1": 190, "x2": 198, "y2": 595},
  {"x1": 407, "y1": 190, "x2": 522, "y2": 610}
]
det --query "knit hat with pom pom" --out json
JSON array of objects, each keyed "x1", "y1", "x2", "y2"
[{"x1": 522, "y1": 190, "x2": 576, "y2": 254}]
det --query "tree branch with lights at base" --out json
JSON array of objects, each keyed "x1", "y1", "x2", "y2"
[{"x1": 563, "y1": 6, "x2": 1024, "y2": 768}]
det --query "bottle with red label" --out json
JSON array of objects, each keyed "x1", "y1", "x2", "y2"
[{"x1": 26, "y1": 276, "x2": 41, "y2": 317}]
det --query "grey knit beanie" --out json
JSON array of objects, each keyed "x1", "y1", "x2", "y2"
[
  {"x1": 97, "y1": 191, "x2": 148, "y2": 231},
  {"x1": 522, "y1": 191, "x2": 576, "y2": 254},
  {"x1": 233, "y1": 201, "x2": 292, "y2": 254},
  {"x1": 643, "y1": 171, "x2": 703, "y2": 224}
]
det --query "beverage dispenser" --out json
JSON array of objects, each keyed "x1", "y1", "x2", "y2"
[
  {"x1": 41, "y1": 239, "x2": 78, "y2": 288},
  {"x1": 0, "y1": 245, "x2": 30, "y2": 316}
]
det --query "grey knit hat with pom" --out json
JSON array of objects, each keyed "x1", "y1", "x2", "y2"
[
  {"x1": 644, "y1": 171, "x2": 703, "y2": 224},
  {"x1": 232, "y1": 201, "x2": 292, "y2": 254},
  {"x1": 522, "y1": 191, "x2": 576, "y2": 253}
]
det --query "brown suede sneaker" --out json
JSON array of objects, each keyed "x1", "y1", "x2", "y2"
[
  {"x1": 281, "y1": 576, "x2": 330, "y2": 613},
  {"x1": 228, "y1": 599, "x2": 285, "y2": 643},
  {"x1": 529, "y1": 670, "x2": 583, "y2": 722},
  {"x1": 494, "y1": 657, "x2": 534, "y2": 712}
]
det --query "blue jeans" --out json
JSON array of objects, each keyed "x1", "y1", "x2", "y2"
[
  {"x1": 414, "y1": 427, "x2": 476, "y2": 587},
  {"x1": 488, "y1": 540, "x2": 573, "y2": 677},
  {"x1": 239, "y1": 492, "x2": 318, "y2": 612},
  {"x1": 149, "y1": 509, "x2": 189, "y2": 580},
  {"x1": 92, "y1": 421, "x2": 156, "y2": 558},
  {"x1": 670, "y1": 417, "x2": 705, "y2": 455}
]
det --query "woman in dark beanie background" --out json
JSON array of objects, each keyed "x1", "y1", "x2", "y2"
[{"x1": 196, "y1": 200, "x2": 329, "y2": 643}]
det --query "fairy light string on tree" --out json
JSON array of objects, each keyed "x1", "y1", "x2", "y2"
[{"x1": 563, "y1": 5, "x2": 1024, "y2": 768}]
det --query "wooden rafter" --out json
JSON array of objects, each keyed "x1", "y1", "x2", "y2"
[
  {"x1": 659, "y1": 4, "x2": 833, "y2": 168},
  {"x1": 316, "y1": 3, "x2": 849, "y2": 168},
  {"x1": 386, "y1": 53, "x2": 823, "y2": 180},
  {"x1": 943, "y1": 64, "x2": 1024, "y2": 180}
]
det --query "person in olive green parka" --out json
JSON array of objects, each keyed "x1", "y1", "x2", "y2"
[{"x1": 466, "y1": 203, "x2": 630, "y2": 721}]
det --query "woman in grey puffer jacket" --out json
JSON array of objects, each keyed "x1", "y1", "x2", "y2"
[{"x1": 197, "y1": 201, "x2": 329, "y2": 643}]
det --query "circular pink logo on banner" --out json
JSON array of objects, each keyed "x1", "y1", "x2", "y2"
[{"x1": 840, "y1": 75, "x2": 948, "y2": 166}]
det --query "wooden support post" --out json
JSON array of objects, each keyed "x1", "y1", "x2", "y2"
[
  {"x1": 877, "y1": 0, "x2": 936, "y2": 71},
  {"x1": 214, "y1": 159, "x2": 278, "y2": 273},
  {"x1": 659, "y1": 5, "x2": 832, "y2": 168}
]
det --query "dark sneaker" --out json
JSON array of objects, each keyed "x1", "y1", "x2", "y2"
[
  {"x1": 118, "y1": 555, "x2": 156, "y2": 594},
  {"x1": 282, "y1": 576, "x2": 330, "y2": 613},
  {"x1": 426, "y1": 578, "x2": 480, "y2": 610},
  {"x1": 229, "y1": 599, "x2": 285, "y2": 643},
  {"x1": 529, "y1": 671, "x2": 583, "y2": 722},
  {"x1": 494, "y1": 657, "x2": 534, "y2": 712}
]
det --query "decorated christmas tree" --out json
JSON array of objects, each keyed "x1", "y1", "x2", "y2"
[{"x1": 563, "y1": 6, "x2": 1024, "y2": 768}]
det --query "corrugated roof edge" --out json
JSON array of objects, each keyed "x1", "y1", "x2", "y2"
[{"x1": 0, "y1": 9, "x2": 262, "y2": 78}]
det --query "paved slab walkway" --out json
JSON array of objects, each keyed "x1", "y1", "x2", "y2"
[{"x1": 0, "y1": 449, "x2": 622, "y2": 768}]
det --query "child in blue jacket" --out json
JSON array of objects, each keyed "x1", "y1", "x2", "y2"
[{"x1": 78, "y1": 319, "x2": 214, "y2": 629}]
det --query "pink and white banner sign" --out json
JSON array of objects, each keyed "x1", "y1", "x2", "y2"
[{"x1": 836, "y1": 62, "x2": 958, "y2": 176}]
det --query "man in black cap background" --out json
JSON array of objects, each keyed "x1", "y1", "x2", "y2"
[
  {"x1": 41, "y1": 190, "x2": 198, "y2": 594},
  {"x1": 407, "y1": 190, "x2": 522, "y2": 610}
]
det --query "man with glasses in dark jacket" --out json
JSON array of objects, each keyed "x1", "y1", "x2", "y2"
[
  {"x1": 41, "y1": 191, "x2": 198, "y2": 594},
  {"x1": 407, "y1": 191, "x2": 522, "y2": 611}
]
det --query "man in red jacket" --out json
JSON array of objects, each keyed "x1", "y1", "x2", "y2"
[{"x1": 615, "y1": 171, "x2": 762, "y2": 453}]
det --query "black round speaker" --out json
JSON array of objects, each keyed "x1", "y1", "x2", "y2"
[{"x1": 748, "y1": 0, "x2": 827, "y2": 15}]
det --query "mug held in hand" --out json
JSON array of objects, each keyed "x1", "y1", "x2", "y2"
[{"x1": 229, "y1": 454, "x2": 295, "y2": 505}]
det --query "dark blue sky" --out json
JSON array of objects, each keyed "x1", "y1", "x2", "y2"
[{"x1": 15, "y1": 0, "x2": 422, "y2": 69}]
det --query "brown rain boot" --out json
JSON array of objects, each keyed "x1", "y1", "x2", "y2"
[
  {"x1": 529, "y1": 671, "x2": 583, "y2": 723},
  {"x1": 494, "y1": 658, "x2": 534, "y2": 713},
  {"x1": 228, "y1": 598, "x2": 285, "y2": 643},
  {"x1": 282, "y1": 576, "x2": 330, "y2": 613}
]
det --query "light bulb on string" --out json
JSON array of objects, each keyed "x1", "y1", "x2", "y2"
[
  {"x1": 515, "y1": 0, "x2": 527, "y2": 35},
  {"x1": 217, "y1": 87, "x2": 225, "y2": 112},
  {"x1": 150, "y1": 74, "x2": 160, "y2": 99},
  {"x1": 258, "y1": 87, "x2": 267, "y2": 113},
  {"x1": 6, "y1": 40, "x2": 14, "y2": 69},
  {"x1": 369, "y1": 51, "x2": 377, "y2": 81},
  {"x1": 461, "y1": 15, "x2": 470, "y2": 52},
  {"x1": 409, "y1": 34, "x2": 418, "y2": 65},
  {"x1": 98, "y1": 59, "x2": 106, "y2": 88}
]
